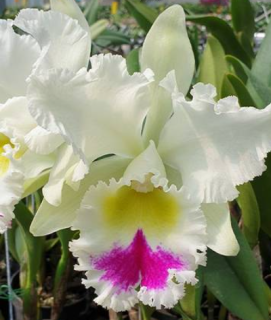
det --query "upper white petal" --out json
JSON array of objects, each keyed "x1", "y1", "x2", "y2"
[
  {"x1": 14, "y1": 9, "x2": 90, "y2": 72},
  {"x1": 141, "y1": 5, "x2": 194, "y2": 95},
  {"x1": 0, "y1": 19, "x2": 40, "y2": 103},
  {"x1": 158, "y1": 86, "x2": 271, "y2": 203},
  {"x1": 141, "y1": 4, "x2": 195, "y2": 143},
  {"x1": 27, "y1": 54, "x2": 151, "y2": 165}
]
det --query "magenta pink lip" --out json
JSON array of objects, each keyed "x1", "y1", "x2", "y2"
[{"x1": 92, "y1": 229, "x2": 186, "y2": 293}]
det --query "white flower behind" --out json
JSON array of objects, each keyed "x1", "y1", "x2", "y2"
[{"x1": 0, "y1": 0, "x2": 91, "y2": 232}]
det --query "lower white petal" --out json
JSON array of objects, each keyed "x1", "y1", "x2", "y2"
[
  {"x1": 202, "y1": 203, "x2": 239, "y2": 256},
  {"x1": 70, "y1": 156, "x2": 207, "y2": 311}
]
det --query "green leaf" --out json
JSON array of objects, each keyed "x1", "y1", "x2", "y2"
[
  {"x1": 95, "y1": 29, "x2": 130, "y2": 47},
  {"x1": 252, "y1": 153, "x2": 271, "y2": 238},
  {"x1": 226, "y1": 55, "x2": 248, "y2": 84},
  {"x1": 187, "y1": 15, "x2": 251, "y2": 67},
  {"x1": 126, "y1": 48, "x2": 140, "y2": 75},
  {"x1": 179, "y1": 269, "x2": 204, "y2": 320},
  {"x1": 249, "y1": 19, "x2": 271, "y2": 88},
  {"x1": 124, "y1": 0, "x2": 158, "y2": 33},
  {"x1": 239, "y1": 32, "x2": 255, "y2": 59},
  {"x1": 90, "y1": 19, "x2": 109, "y2": 40},
  {"x1": 84, "y1": 0, "x2": 99, "y2": 26},
  {"x1": 231, "y1": 0, "x2": 255, "y2": 42},
  {"x1": 197, "y1": 35, "x2": 229, "y2": 99},
  {"x1": 237, "y1": 182, "x2": 260, "y2": 248},
  {"x1": 225, "y1": 55, "x2": 271, "y2": 108},
  {"x1": 221, "y1": 73, "x2": 256, "y2": 106},
  {"x1": 204, "y1": 219, "x2": 269, "y2": 320}
]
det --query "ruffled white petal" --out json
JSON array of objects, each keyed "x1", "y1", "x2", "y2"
[
  {"x1": 158, "y1": 83, "x2": 271, "y2": 203},
  {"x1": 27, "y1": 54, "x2": 151, "y2": 165},
  {"x1": 24, "y1": 126, "x2": 63, "y2": 155},
  {"x1": 0, "y1": 20, "x2": 40, "y2": 103},
  {"x1": 30, "y1": 156, "x2": 131, "y2": 236},
  {"x1": 202, "y1": 203, "x2": 239, "y2": 256},
  {"x1": 138, "y1": 270, "x2": 197, "y2": 309},
  {"x1": 14, "y1": 9, "x2": 90, "y2": 72},
  {"x1": 0, "y1": 158, "x2": 24, "y2": 233},
  {"x1": 82, "y1": 273, "x2": 138, "y2": 312}
]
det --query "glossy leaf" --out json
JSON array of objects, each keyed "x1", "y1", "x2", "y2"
[
  {"x1": 126, "y1": 48, "x2": 140, "y2": 75},
  {"x1": 197, "y1": 35, "x2": 229, "y2": 99},
  {"x1": 231, "y1": 0, "x2": 255, "y2": 42},
  {"x1": 204, "y1": 219, "x2": 269, "y2": 320},
  {"x1": 237, "y1": 182, "x2": 260, "y2": 248},
  {"x1": 187, "y1": 15, "x2": 251, "y2": 66},
  {"x1": 124, "y1": 0, "x2": 158, "y2": 33}
]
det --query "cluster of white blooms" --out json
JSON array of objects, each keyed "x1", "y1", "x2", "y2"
[{"x1": 1, "y1": 0, "x2": 271, "y2": 311}]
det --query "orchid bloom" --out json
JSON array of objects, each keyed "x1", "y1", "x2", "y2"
[
  {"x1": 0, "y1": 0, "x2": 91, "y2": 232},
  {"x1": 26, "y1": 5, "x2": 271, "y2": 310}
]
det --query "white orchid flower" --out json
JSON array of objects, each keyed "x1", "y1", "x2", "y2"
[
  {"x1": 0, "y1": 0, "x2": 91, "y2": 232},
  {"x1": 26, "y1": 5, "x2": 271, "y2": 309}
]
